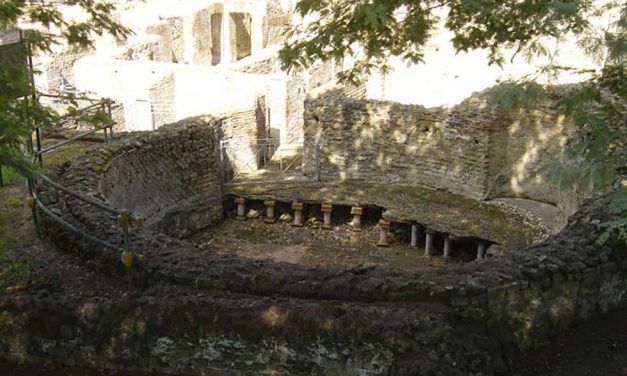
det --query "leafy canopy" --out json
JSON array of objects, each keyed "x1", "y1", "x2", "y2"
[
  {"x1": 0, "y1": 0, "x2": 130, "y2": 174},
  {"x1": 280, "y1": 0, "x2": 626, "y2": 244},
  {"x1": 280, "y1": 0, "x2": 598, "y2": 83}
]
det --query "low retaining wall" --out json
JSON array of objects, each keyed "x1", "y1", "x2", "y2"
[
  {"x1": 0, "y1": 287, "x2": 504, "y2": 375},
  {"x1": 14, "y1": 116, "x2": 627, "y2": 375}
]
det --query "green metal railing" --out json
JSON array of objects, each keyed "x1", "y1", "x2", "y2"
[
  {"x1": 30, "y1": 97, "x2": 114, "y2": 167},
  {"x1": 24, "y1": 98, "x2": 145, "y2": 268}
]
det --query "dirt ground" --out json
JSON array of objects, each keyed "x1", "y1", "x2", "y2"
[
  {"x1": 187, "y1": 216, "x2": 472, "y2": 270},
  {"x1": 0, "y1": 139, "x2": 128, "y2": 300}
]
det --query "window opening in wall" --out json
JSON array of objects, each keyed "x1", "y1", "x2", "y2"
[
  {"x1": 211, "y1": 13, "x2": 222, "y2": 65},
  {"x1": 231, "y1": 12, "x2": 252, "y2": 61}
]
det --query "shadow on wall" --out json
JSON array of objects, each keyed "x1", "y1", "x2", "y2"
[
  {"x1": 483, "y1": 107, "x2": 589, "y2": 224},
  {"x1": 303, "y1": 93, "x2": 588, "y2": 223},
  {"x1": 99, "y1": 119, "x2": 223, "y2": 238},
  {"x1": 218, "y1": 96, "x2": 272, "y2": 182}
]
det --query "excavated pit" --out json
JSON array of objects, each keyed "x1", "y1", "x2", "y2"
[
  {"x1": 195, "y1": 197, "x2": 500, "y2": 269},
  {"x1": 28, "y1": 118, "x2": 627, "y2": 375},
  {"x1": 88, "y1": 116, "x2": 547, "y2": 270}
]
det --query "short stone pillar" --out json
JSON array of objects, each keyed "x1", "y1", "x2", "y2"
[
  {"x1": 377, "y1": 219, "x2": 390, "y2": 247},
  {"x1": 443, "y1": 234, "x2": 452, "y2": 259},
  {"x1": 350, "y1": 206, "x2": 363, "y2": 231},
  {"x1": 411, "y1": 224, "x2": 420, "y2": 248},
  {"x1": 425, "y1": 230, "x2": 435, "y2": 256},
  {"x1": 476, "y1": 241, "x2": 486, "y2": 260},
  {"x1": 264, "y1": 200, "x2": 277, "y2": 223},
  {"x1": 292, "y1": 201, "x2": 304, "y2": 227},
  {"x1": 234, "y1": 197, "x2": 246, "y2": 220},
  {"x1": 321, "y1": 203, "x2": 333, "y2": 229}
]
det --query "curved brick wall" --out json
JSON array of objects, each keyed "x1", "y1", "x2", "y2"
[
  {"x1": 22, "y1": 116, "x2": 627, "y2": 375},
  {"x1": 98, "y1": 117, "x2": 223, "y2": 238}
]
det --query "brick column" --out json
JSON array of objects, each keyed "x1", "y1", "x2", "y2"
[
  {"x1": 350, "y1": 206, "x2": 362, "y2": 231},
  {"x1": 292, "y1": 201, "x2": 304, "y2": 227},
  {"x1": 321, "y1": 203, "x2": 333, "y2": 229},
  {"x1": 235, "y1": 197, "x2": 246, "y2": 220},
  {"x1": 264, "y1": 200, "x2": 276, "y2": 223},
  {"x1": 377, "y1": 219, "x2": 390, "y2": 247}
]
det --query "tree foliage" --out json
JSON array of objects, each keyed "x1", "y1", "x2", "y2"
[
  {"x1": 280, "y1": 0, "x2": 600, "y2": 82},
  {"x1": 280, "y1": 0, "x2": 626, "y2": 243},
  {"x1": 0, "y1": 0, "x2": 130, "y2": 174}
]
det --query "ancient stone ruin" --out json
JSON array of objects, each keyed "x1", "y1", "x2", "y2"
[
  {"x1": 1, "y1": 0, "x2": 625, "y2": 375},
  {"x1": 6, "y1": 95, "x2": 622, "y2": 374}
]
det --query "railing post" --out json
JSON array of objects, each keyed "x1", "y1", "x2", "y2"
[
  {"x1": 262, "y1": 139, "x2": 267, "y2": 168},
  {"x1": 100, "y1": 98, "x2": 108, "y2": 143},
  {"x1": 107, "y1": 98, "x2": 114, "y2": 142},
  {"x1": 118, "y1": 208, "x2": 134, "y2": 291},
  {"x1": 35, "y1": 127, "x2": 43, "y2": 167},
  {"x1": 0, "y1": 166, "x2": 4, "y2": 187},
  {"x1": 118, "y1": 209, "x2": 133, "y2": 269},
  {"x1": 27, "y1": 128, "x2": 34, "y2": 154},
  {"x1": 108, "y1": 113, "x2": 114, "y2": 140}
]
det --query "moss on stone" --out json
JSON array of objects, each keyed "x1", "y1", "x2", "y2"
[{"x1": 226, "y1": 180, "x2": 545, "y2": 251}]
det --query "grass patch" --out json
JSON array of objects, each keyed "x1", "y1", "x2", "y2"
[
  {"x1": 6, "y1": 197, "x2": 22, "y2": 208},
  {"x1": 41, "y1": 142, "x2": 86, "y2": 168},
  {"x1": 0, "y1": 166, "x2": 19, "y2": 186},
  {"x1": 1, "y1": 139, "x2": 86, "y2": 186},
  {"x1": 0, "y1": 260, "x2": 30, "y2": 289},
  {"x1": 0, "y1": 138, "x2": 87, "y2": 289},
  {"x1": 0, "y1": 204, "x2": 19, "y2": 252},
  {"x1": 0, "y1": 199, "x2": 30, "y2": 289}
]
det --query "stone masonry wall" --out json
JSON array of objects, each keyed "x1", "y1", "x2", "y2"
[
  {"x1": 98, "y1": 117, "x2": 222, "y2": 238},
  {"x1": 304, "y1": 94, "x2": 581, "y2": 212},
  {"x1": 115, "y1": 35, "x2": 169, "y2": 63},
  {"x1": 484, "y1": 108, "x2": 587, "y2": 225},
  {"x1": 262, "y1": 14, "x2": 290, "y2": 48},
  {"x1": 148, "y1": 72, "x2": 176, "y2": 129},
  {"x1": 145, "y1": 15, "x2": 185, "y2": 64},
  {"x1": 304, "y1": 94, "x2": 490, "y2": 199},
  {"x1": 232, "y1": 12, "x2": 252, "y2": 61},
  {"x1": 286, "y1": 74, "x2": 306, "y2": 142},
  {"x1": 40, "y1": 48, "x2": 91, "y2": 91},
  {"x1": 235, "y1": 54, "x2": 278, "y2": 74},
  {"x1": 191, "y1": 6, "x2": 216, "y2": 66},
  {"x1": 110, "y1": 101, "x2": 126, "y2": 132},
  {"x1": 220, "y1": 97, "x2": 267, "y2": 172},
  {"x1": 0, "y1": 285, "x2": 499, "y2": 376}
]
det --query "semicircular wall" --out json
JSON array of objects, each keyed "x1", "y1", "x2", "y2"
[
  {"x1": 100, "y1": 117, "x2": 223, "y2": 238},
  {"x1": 35, "y1": 115, "x2": 627, "y2": 375}
]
